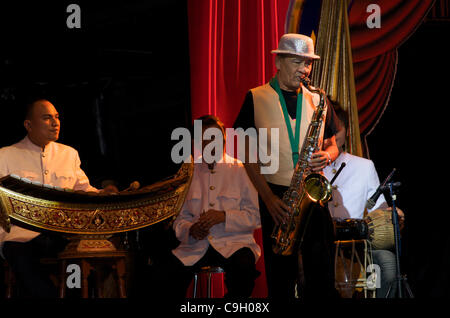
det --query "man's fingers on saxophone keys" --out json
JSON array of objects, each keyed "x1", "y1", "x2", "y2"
[
  {"x1": 272, "y1": 211, "x2": 285, "y2": 226},
  {"x1": 278, "y1": 199, "x2": 289, "y2": 212},
  {"x1": 274, "y1": 199, "x2": 289, "y2": 221},
  {"x1": 269, "y1": 204, "x2": 287, "y2": 226},
  {"x1": 310, "y1": 153, "x2": 326, "y2": 164},
  {"x1": 309, "y1": 153, "x2": 328, "y2": 172}
]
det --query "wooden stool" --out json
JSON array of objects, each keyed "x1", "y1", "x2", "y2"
[
  {"x1": 192, "y1": 266, "x2": 225, "y2": 298},
  {"x1": 58, "y1": 250, "x2": 128, "y2": 298}
]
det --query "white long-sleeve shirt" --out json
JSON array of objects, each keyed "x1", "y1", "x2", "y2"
[
  {"x1": 172, "y1": 154, "x2": 261, "y2": 266},
  {"x1": 0, "y1": 136, "x2": 97, "y2": 245},
  {"x1": 323, "y1": 152, "x2": 388, "y2": 220}
]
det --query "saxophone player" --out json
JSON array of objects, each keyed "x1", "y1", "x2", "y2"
[{"x1": 233, "y1": 33, "x2": 344, "y2": 299}]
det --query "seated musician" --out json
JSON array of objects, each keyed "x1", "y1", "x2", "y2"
[
  {"x1": 323, "y1": 107, "x2": 405, "y2": 298},
  {"x1": 148, "y1": 115, "x2": 261, "y2": 299},
  {"x1": 0, "y1": 98, "x2": 113, "y2": 297}
]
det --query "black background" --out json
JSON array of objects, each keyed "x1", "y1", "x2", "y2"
[
  {"x1": 366, "y1": 20, "x2": 449, "y2": 297},
  {"x1": 0, "y1": 0, "x2": 191, "y2": 189},
  {"x1": 0, "y1": 0, "x2": 448, "y2": 299}
]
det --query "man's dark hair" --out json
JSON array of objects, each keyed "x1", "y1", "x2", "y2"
[
  {"x1": 190, "y1": 114, "x2": 226, "y2": 140},
  {"x1": 327, "y1": 96, "x2": 348, "y2": 130},
  {"x1": 197, "y1": 115, "x2": 225, "y2": 134},
  {"x1": 23, "y1": 98, "x2": 51, "y2": 120},
  {"x1": 334, "y1": 107, "x2": 349, "y2": 130},
  {"x1": 327, "y1": 98, "x2": 348, "y2": 151}
]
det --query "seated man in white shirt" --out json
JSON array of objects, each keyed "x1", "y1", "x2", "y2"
[
  {"x1": 0, "y1": 98, "x2": 102, "y2": 297},
  {"x1": 323, "y1": 107, "x2": 405, "y2": 298},
  {"x1": 150, "y1": 115, "x2": 261, "y2": 299}
]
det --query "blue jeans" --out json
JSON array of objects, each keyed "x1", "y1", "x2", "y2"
[{"x1": 371, "y1": 249, "x2": 397, "y2": 298}]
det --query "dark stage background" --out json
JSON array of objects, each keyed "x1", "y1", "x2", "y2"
[
  {"x1": 0, "y1": 0, "x2": 191, "y2": 189},
  {"x1": 366, "y1": 20, "x2": 449, "y2": 297},
  {"x1": 0, "y1": 0, "x2": 447, "y2": 299}
]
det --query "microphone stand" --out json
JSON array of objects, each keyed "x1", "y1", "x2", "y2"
[{"x1": 385, "y1": 182, "x2": 414, "y2": 298}]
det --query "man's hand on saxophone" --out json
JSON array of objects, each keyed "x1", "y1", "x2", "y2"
[
  {"x1": 309, "y1": 151, "x2": 330, "y2": 172},
  {"x1": 243, "y1": 162, "x2": 290, "y2": 226},
  {"x1": 309, "y1": 135, "x2": 340, "y2": 172},
  {"x1": 263, "y1": 192, "x2": 290, "y2": 226}
]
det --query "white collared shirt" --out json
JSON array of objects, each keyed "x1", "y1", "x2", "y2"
[
  {"x1": 172, "y1": 154, "x2": 261, "y2": 266},
  {"x1": 0, "y1": 136, "x2": 97, "y2": 245},
  {"x1": 323, "y1": 152, "x2": 388, "y2": 220}
]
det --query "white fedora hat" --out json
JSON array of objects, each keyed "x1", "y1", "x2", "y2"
[{"x1": 271, "y1": 33, "x2": 320, "y2": 60}]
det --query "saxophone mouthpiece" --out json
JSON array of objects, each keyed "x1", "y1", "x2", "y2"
[{"x1": 300, "y1": 76, "x2": 311, "y2": 87}]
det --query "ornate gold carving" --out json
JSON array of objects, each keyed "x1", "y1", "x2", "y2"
[
  {"x1": 76, "y1": 239, "x2": 116, "y2": 252},
  {"x1": 0, "y1": 162, "x2": 193, "y2": 234},
  {"x1": 0, "y1": 203, "x2": 11, "y2": 233}
]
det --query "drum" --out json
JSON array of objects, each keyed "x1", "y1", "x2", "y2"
[
  {"x1": 364, "y1": 209, "x2": 395, "y2": 250},
  {"x1": 334, "y1": 239, "x2": 375, "y2": 298},
  {"x1": 334, "y1": 218, "x2": 369, "y2": 241}
]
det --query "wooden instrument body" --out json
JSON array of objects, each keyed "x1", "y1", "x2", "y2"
[{"x1": 0, "y1": 162, "x2": 193, "y2": 235}]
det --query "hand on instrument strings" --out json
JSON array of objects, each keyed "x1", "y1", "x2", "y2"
[
  {"x1": 263, "y1": 192, "x2": 289, "y2": 226},
  {"x1": 309, "y1": 150, "x2": 331, "y2": 172},
  {"x1": 189, "y1": 221, "x2": 210, "y2": 240},
  {"x1": 198, "y1": 209, "x2": 226, "y2": 231}
]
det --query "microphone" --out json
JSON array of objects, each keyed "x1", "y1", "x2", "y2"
[
  {"x1": 366, "y1": 168, "x2": 396, "y2": 210},
  {"x1": 380, "y1": 181, "x2": 401, "y2": 192}
]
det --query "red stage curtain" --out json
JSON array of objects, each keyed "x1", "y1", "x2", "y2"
[
  {"x1": 187, "y1": 0, "x2": 291, "y2": 298},
  {"x1": 348, "y1": 0, "x2": 434, "y2": 135},
  {"x1": 187, "y1": 0, "x2": 290, "y2": 128},
  {"x1": 188, "y1": 0, "x2": 435, "y2": 149}
]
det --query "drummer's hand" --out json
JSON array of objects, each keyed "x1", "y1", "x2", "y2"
[
  {"x1": 262, "y1": 192, "x2": 289, "y2": 226},
  {"x1": 100, "y1": 184, "x2": 119, "y2": 194},
  {"x1": 309, "y1": 151, "x2": 330, "y2": 172},
  {"x1": 388, "y1": 207, "x2": 405, "y2": 230}
]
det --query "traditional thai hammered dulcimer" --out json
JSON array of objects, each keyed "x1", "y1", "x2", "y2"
[{"x1": 0, "y1": 162, "x2": 193, "y2": 236}]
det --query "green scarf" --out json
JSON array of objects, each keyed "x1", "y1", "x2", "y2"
[{"x1": 269, "y1": 76, "x2": 303, "y2": 167}]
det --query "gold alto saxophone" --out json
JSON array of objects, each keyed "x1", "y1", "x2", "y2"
[{"x1": 271, "y1": 77, "x2": 332, "y2": 256}]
